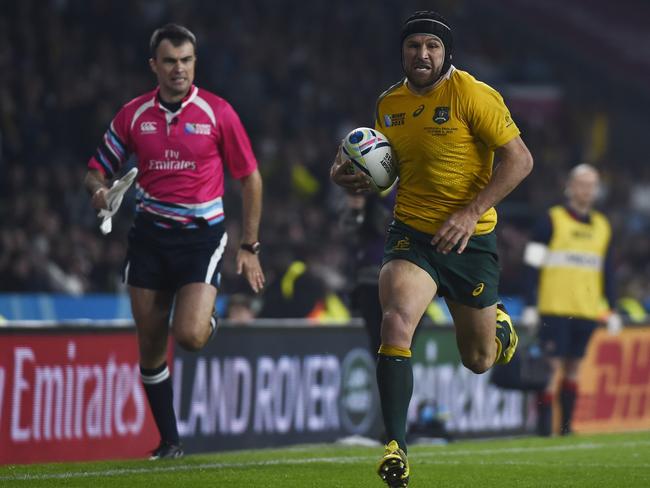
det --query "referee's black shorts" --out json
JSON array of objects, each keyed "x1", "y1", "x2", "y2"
[{"x1": 123, "y1": 214, "x2": 228, "y2": 291}]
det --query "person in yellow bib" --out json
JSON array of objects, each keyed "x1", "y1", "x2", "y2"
[
  {"x1": 330, "y1": 10, "x2": 533, "y2": 488},
  {"x1": 522, "y1": 164, "x2": 620, "y2": 436}
]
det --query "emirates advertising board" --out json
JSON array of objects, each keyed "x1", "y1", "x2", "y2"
[
  {"x1": 0, "y1": 325, "x2": 538, "y2": 464},
  {"x1": 0, "y1": 329, "x2": 159, "y2": 464}
]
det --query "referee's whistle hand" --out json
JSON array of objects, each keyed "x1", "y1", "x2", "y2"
[{"x1": 91, "y1": 187, "x2": 109, "y2": 210}]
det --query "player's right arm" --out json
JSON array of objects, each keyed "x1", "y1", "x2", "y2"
[
  {"x1": 332, "y1": 91, "x2": 394, "y2": 193},
  {"x1": 329, "y1": 145, "x2": 371, "y2": 193},
  {"x1": 85, "y1": 170, "x2": 109, "y2": 210},
  {"x1": 521, "y1": 214, "x2": 552, "y2": 326},
  {"x1": 84, "y1": 106, "x2": 132, "y2": 210}
]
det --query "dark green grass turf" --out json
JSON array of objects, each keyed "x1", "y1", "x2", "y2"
[{"x1": 1, "y1": 432, "x2": 648, "y2": 487}]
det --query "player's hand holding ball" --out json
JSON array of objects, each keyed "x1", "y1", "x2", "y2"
[
  {"x1": 330, "y1": 127, "x2": 397, "y2": 193},
  {"x1": 330, "y1": 144, "x2": 372, "y2": 193}
]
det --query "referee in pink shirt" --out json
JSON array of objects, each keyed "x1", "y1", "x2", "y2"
[{"x1": 84, "y1": 24, "x2": 265, "y2": 459}]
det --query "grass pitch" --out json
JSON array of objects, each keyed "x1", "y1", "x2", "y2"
[{"x1": 1, "y1": 432, "x2": 648, "y2": 487}]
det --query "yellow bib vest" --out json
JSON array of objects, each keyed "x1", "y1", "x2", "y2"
[{"x1": 537, "y1": 206, "x2": 611, "y2": 319}]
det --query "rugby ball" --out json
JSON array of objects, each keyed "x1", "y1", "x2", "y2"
[{"x1": 342, "y1": 127, "x2": 397, "y2": 191}]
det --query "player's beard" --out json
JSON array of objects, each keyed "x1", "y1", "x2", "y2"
[{"x1": 405, "y1": 63, "x2": 444, "y2": 91}]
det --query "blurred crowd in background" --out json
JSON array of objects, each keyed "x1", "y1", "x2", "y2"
[{"x1": 1, "y1": 0, "x2": 650, "y2": 320}]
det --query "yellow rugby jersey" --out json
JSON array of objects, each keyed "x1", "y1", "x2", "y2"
[
  {"x1": 538, "y1": 206, "x2": 612, "y2": 319},
  {"x1": 375, "y1": 67, "x2": 520, "y2": 235}
]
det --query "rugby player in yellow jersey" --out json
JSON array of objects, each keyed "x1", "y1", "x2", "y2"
[{"x1": 330, "y1": 11, "x2": 533, "y2": 487}]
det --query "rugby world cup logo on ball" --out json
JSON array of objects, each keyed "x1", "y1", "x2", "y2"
[{"x1": 342, "y1": 127, "x2": 397, "y2": 191}]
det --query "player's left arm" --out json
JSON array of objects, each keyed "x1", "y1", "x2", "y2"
[
  {"x1": 432, "y1": 136, "x2": 533, "y2": 254},
  {"x1": 237, "y1": 168, "x2": 265, "y2": 293},
  {"x1": 218, "y1": 101, "x2": 266, "y2": 293},
  {"x1": 603, "y1": 240, "x2": 616, "y2": 310},
  {"x1": 602, "y1": 235, "x2": 623, "y2": 333}
]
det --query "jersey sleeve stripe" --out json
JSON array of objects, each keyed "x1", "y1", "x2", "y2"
[
  {"x1": 97, "y1": 141, "x2": 121, "y2": 172},
  {"x1": 105, "y1": 127, "x2": 126, "y2": 159},
  {"x1": 93, "y1": 150, "x2": 115, "y2": 176},
  {"x1": 102, "y1": 132, "x2": 123, "y2": 162}
]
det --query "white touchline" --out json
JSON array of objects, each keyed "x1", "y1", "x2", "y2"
[
  {"x1": 410, "y1": 439, "x2": 650, "y2": 458},
  {"x1": 0, "y1": 457, "x2": 373, "y2": 481},
  {"x1": 2, "y1": 440, "x2": 649, "y2": 482}
]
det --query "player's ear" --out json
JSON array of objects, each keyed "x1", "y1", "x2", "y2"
[{"x1": 148, "y1": 57, "x2": 157, "y2": 75}]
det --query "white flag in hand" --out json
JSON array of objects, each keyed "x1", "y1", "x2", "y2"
[{"x1": 99, "y1": 167, "x2": 138, "y2": 235}]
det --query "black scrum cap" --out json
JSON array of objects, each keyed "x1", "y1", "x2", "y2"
[{"x1": 401, "y1": 11, "x2": 454, "y2": 75}]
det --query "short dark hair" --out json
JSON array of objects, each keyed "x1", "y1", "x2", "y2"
[{"x1": 149, "y1": 23, "x2": 197, "y2": 57}]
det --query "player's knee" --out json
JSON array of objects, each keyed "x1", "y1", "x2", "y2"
[
  {"x1": 176, "y1": 334, "x2": 206, "y2": 352},
  {"x1": 381, "y1": 309, "x2": 412, "y2": 346},
  {"x1": 137, "y1": 329, "x2": 167, "y2": 359},
  {"x1": 460, "y1": 350, "x2": 492, "y2": 374},
  {"x1": 382, "y1": 309, "x2": 406, "y2": 328},
  {"x1": 175, "y1": 327, "x2": 209, "y2": 352}
]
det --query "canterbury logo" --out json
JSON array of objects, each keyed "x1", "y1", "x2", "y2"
[
  {"x1": 392, "y1": 237, "x2": 410, "y2": 251},
  {"x1": 472, "y1": 283, "x2": 485, "y2": 296},
  {"x1": 140, "y1": 121, "x2": 157, "y2": 133}
]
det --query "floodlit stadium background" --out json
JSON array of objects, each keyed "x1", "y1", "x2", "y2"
[{"x1": 1, "y1": 0, "x2": 649, "y2": 465}]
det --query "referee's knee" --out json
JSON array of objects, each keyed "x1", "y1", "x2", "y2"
[{"x1": 174, "y1": 326, "x2": 209, "y2": 351}]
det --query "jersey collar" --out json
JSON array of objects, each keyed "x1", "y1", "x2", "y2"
[
  {"x1": 564, "y1": 203, "x2": 591, "y2": 224},
  {"x1": 154, "y1": 85, "x2": 199, "y2": 114}
]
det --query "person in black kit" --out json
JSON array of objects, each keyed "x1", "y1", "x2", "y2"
[{"x1": 342, "y1": 190, "x2": 396, "y2": 356}]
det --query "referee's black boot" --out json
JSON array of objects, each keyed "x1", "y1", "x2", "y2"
[
  {"x1": 149, "y1": 440, "x2": 184, "y2": 460},
  {"x1": 208, "y1": 310, "x2": 219, "y2": 342}
]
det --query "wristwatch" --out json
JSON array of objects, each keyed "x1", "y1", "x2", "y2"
[{"x1": 240, "y1": 241, "x2": 261, "y2": 255}]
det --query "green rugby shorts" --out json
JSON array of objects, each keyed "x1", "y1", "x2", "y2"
[{"x1": 382, "y1": 220, "x2": 500, "y2": 308}]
